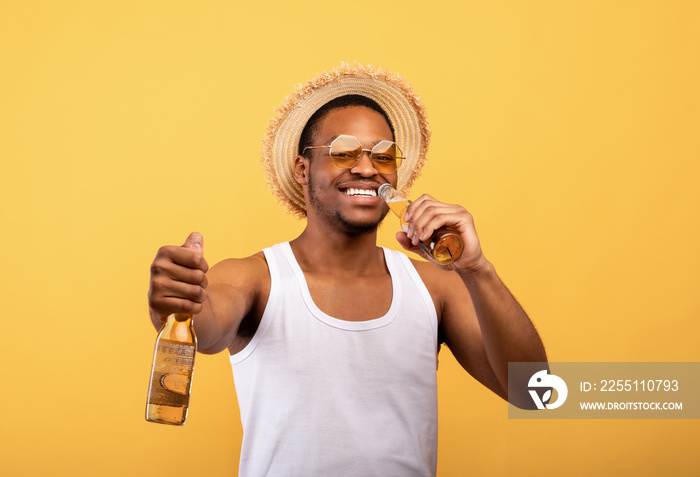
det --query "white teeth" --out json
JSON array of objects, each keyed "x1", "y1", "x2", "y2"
[{"x1": 343, "y1": 188, "x2": 377, "y2": 197}]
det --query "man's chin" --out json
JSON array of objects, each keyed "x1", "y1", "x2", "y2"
[
  {"x1": 334, "y1": 211, "x2": 386, "y2": 236},
  {"x1": 338, "y1": 218, "x2": 380, "y2": 236}
]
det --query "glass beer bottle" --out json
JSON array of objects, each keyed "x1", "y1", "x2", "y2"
[
  {"x1": 146, "y1": 313, "x2": 197, "y2": 425},
  {"x1": 378, "y1": 184, "x2": 464, "y2": 265}
]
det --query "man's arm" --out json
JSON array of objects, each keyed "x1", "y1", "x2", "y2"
[
  {"x1": 148, "y1": 232, "x2": 268, "y2": 354},
  {"x1": 398, "y1": 195, "x2": 547, "y2": 402}
]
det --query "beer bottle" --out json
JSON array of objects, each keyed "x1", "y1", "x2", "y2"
[
  {"x1": 379, "y1": 184, "x2": 464, "y2": 265},
  {"x1": 146, "y1": 313, "x2": 197, "y2": 425}
]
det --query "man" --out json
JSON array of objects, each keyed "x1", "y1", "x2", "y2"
[{"x1": 148, "y1": 63, "x2": 547, "y2": 476}]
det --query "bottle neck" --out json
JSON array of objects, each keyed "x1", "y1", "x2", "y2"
[
  {"x1": 170, "y1": 313, "x2": 192, "y2": 323},
  {"x1": 161, "y1": 313, "x2": 196, "y2": 342}
]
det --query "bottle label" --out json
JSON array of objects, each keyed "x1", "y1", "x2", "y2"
[{"x1": 148, "y1": 339, "x2": 196, "y2": 407}]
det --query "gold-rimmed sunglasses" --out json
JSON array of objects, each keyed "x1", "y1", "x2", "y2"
[{"x1": 302, "y1": 134, "x2": 404, "y2": 174}]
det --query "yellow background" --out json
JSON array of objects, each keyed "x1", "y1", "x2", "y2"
[{"x1": 1, "y1": 1, "x2": 698, "y2": 475}]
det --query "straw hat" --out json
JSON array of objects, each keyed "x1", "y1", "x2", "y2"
[{"x1": 262, "y1": 62, "x2": 430, "y2": 218}]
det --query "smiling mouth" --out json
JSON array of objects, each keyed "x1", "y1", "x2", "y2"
[{"x1": 340, "y1": 187, "x2": 378, "y2": 197}]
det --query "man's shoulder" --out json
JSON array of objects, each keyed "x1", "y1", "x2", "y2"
[
  {"x1": 213, "y1": 250, "x2": 269, "y2": 272},
  {"x1": 404, "y1": 255, "x2": 453, "y2": 280},
  {"x1": 403, "y1": 254, "x2": 463, "y2": 303},
  {"x1": 208, "y1": 250, "x2": 270, "y2": 289}
]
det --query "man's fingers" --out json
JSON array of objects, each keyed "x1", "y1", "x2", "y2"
[
  {"x1": 404, "y1": 194, "x2": 437, "y2": 222},
  {"x1": 151, "y1": 256, "x2": 208, "y2": 286},
  {"x1": 149, "y1": 277, "x2": 208, "y2": 308},
  {"x1": 406, "y1": 198, "x2": 466, "y2": 245},
  {"x1": 149, "y1": 233, "x2": 209, "y2": 320},
  {"x1": 161, "y1": 280, "x2": 208, "y2": 304},
  {"x1": 151, "y1": 296, "x2": 205, "y2": 319},
  {"x1": 157, "y1": 245, "x2": 209, "y2": 272}
]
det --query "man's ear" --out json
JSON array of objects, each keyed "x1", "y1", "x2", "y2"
[{"x1": 293, "y1": 154, "x2": 309, "y2": 186}]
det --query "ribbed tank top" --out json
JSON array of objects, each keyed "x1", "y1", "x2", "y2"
[{"x1": 229, "y1": 242, "x2": 438, "y2": 476}]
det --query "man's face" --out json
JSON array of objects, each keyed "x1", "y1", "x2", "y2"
[{"x1": 303, "y1": 105, "x2": 398, "y2": 235}]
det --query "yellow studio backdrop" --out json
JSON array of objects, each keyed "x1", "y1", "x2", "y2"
[{"x1": 1, "y1": 1, "x2": 698, "y2": 475}]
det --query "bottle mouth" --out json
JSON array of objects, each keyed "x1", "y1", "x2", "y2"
[{"x1": 378, "y1": 183, "x2": 394, "y2": 201}]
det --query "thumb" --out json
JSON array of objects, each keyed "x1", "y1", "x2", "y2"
[
  {"x1": 183, "y1": 231, "x2": 204, "y2": 253},
  {"x1": 395, "y1": 231, "x2": 413, "y2": 251},
  {"x1": 395, "y1": 232, "x2": 431, "y2": 261}
]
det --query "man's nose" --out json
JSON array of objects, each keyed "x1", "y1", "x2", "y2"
[{"x1": 349, "y1": 150, "x2": 378, "y2": 177}]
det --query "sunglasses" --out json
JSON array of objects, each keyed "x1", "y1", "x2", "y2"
[{"x1": 302, "y1": 135, "x2": 404, "y2": 174}]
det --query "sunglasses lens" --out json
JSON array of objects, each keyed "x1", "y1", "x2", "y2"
[
  {"x1": 328, "y1": 136, "x2": 402, "y2": 173},
  {"x1": 371, "y1": 141, "x2": 402, "y2": 173},
  {"x1": 329, "y1": 136, "x2": 362, "y2": 167}
]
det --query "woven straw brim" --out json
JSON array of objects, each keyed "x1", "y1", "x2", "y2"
[{"x1": 262, "y1": 63, "x2": 430, "y2": 218}]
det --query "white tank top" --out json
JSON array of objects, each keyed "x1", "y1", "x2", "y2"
[{"x1": 229, "y1": 242, "x2": 439, "y2": 476}]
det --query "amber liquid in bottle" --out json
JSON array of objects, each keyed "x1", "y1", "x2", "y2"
[
  {"x1": 379, "y1": 184, "x2": 464, "y2": 265},
  {"x1": 146, "y1": 313, "x2": 197, "y2": 425}
]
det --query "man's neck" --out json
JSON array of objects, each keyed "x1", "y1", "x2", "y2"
[{"x1": 290, "y1": 223, "x2": 385, "y2": 277}]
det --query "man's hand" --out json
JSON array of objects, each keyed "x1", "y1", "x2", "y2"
[
  {"x1": 148, "y1": 232, "x2": 209, "y2": 322},
  {"x1": 396, "y1": 194, "x2": 488, "y2": 273}
]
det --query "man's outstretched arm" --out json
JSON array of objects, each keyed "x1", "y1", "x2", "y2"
[{"x1": 148, "y1": 232, "x2": 267, "y2": 354}]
